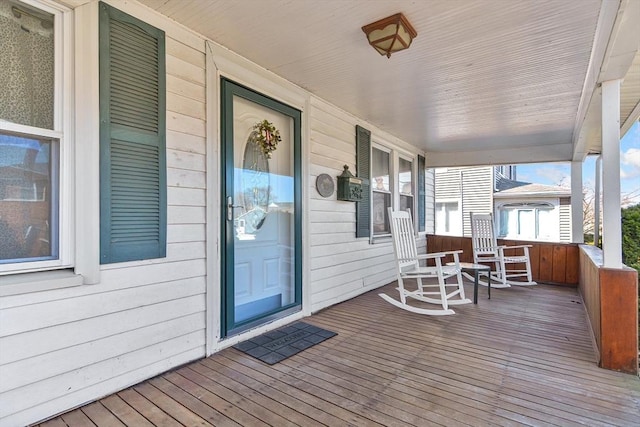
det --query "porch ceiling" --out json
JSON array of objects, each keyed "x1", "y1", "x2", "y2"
[{"x1": 136, "y1": 0, "x2": 639, "y2": 167}]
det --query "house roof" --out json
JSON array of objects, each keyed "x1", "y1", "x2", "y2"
[
  {"x1": 495, "y1": 179, "x2": 572, "y2": 198},
  {"x1": 61, "y1": 0, "x2": 639, "y2": 168}
]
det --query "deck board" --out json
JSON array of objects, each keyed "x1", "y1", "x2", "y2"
[
  {"x1": 36, "y1": 282, "x2": 640, "y2": 426},
  {"x1": 100, "y1": 394, "x2": 155, "y2": 427},
  {"x1": 116, "y1": 389, "x2": 183, "y2": 427},
  {"x1": 81, "y1": 402, "x2": 126, "y2": 427}
]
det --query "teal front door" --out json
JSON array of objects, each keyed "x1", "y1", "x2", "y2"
[{"x1": 220, "y1": 79, "x2": 302, "y2": 337}]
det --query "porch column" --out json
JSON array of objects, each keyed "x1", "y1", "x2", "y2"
[
  {"x1": 571, "y1": 161, "x2": 584, "y2": 243},
  {"x1": 594, "y1": 156, "x2": 601, "y2": 247},
  {"x1": 600, "y1": 79, "x2": 622, "y2": 268}
]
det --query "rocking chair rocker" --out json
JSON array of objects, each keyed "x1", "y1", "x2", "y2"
[
  {"x1": 379, "y1": 208, "x2": 472, "y2": 315},
  {"x1": 470, "y1": 212, "x2": 537, "y2": 287}
]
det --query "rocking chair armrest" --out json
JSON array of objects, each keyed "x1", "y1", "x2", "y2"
[
  {"x1": 481, "y1": 246, "x2": 503, "y2": 251},
  {"x1": 417, "y1": 250, "x2": 463, "y2": 259},
  {"x1": 497, "y1": 244, "x2": 532, "y2": 252}
]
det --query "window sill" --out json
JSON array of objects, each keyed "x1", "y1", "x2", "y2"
[
  {"x1": 0, "y1": 269, "x2": 84, "y2": 297},
  {"x1": 371, "y1": 235, "x2": 392, "y2": 244}
]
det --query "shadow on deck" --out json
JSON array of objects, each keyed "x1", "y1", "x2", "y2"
[{"x1": 39, "y1": 282, "x2": 640, "y2": 426}]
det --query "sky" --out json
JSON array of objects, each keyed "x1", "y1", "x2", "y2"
[{"x1": 515, "y1": 121, "x2": 640, "y2": 206}]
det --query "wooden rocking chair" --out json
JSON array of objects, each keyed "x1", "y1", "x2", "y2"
[
  {"x1": 470, "y1": 212, "x2": 537, "y2": 287},
  {"x1": 379, "y1": 208, "x2": 471, "y2": 315}
]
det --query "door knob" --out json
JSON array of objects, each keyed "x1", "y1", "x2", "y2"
[{"x1": 227, "y1": 196, "x2": 244, "y2": 221}]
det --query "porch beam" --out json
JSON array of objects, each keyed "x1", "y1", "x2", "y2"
[
  {"x1": 571, "y1": 161, "x2": 584, "y2": 243},
  {"x1": 621, "y1": 99, "x2": 640, "y2": 137},
  {"x1": 600, "y1": 79, "x2": 622, "y2": 268},
  {"x1": 571, "y1": 0, "x2": 620, "y2": 161},
  {"x1": 426, "y1": 143, "x2": 573, "y2": 168}
]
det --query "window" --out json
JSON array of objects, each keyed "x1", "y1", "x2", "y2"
[
  {"x1": 435, "y1": 201, "x2": 462, "y2": 235},
  {"x1": 0, "y1": 0, "x2": 69, "y2": 272},
  {"x1": 495, "y1": 165, "x2": 515, "y2": 180},
  {"x1": 399, "y1": 157, "x2": 413, "y2": 214},
  {"x1": 372, "y1": 147, "x2": 391, "y2": 235},
  {"x1": 0, "y1": 134, "x2": 57, "y2": 262},
  {"x1": 371, "y1": 147, "x2": 417, "y2": 237},
  {"x1": 498, "y1": 202, "x2": 554, "y2": 240},
  {"x1": 355, "y1": 125, "x2": 422, "y2": 239}
]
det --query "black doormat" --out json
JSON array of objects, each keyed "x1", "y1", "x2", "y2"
[{"x1": 233, "y1": 321, "x2": 337, "y2": 365}]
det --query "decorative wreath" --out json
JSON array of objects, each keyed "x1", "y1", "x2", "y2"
[{"x1": 253, "y1": 119, "x2": 281, "y2": 159}]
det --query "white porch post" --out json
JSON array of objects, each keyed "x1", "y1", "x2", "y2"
[
  {"x1": 594, "y1": 156, "x2": 601, "y2": 247},
  {"x1": 571, "y1": 161, "x2": 584, "y2": 243},
  {"x1": 601, "y1": 79, "x2": 622, "y2": 268}
]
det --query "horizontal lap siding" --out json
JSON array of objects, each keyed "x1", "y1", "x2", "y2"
[
  {"x1": 0, "y1": 28, "x2": 207, "y2": 426},
  {"x1": 434, "y1": 169, "x2": 462, "y2": 199},
  {"x1": 434, "y1": 167, "x2": 493, "y2": 237},
  {"x1": 425, "y1": 169, "x2": 435, "y2": 234},
  {"x1": 308, "y1": 97, "x2": 420, "y2": 312},
  {"x1": 461, "y1": 168, "x2": 493, "y2": 237},
  {"x1": 559, "y1": 197, "x2": 571, "y2": 242}
]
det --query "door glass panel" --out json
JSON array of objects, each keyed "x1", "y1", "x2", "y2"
[{"x1": 232, "y1": 95, "x2": 295, "y2": 325}]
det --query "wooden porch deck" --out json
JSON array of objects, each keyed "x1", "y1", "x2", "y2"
[{"x1": 39, "y1": 282, "x2": 640, "y2": 427}]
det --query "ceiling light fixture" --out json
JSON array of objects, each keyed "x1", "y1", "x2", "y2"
[{"x1": 362, "y1": 13, "x2": 417, "y2": 58}]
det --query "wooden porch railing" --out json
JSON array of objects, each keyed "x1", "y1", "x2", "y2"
[
  {"x1": 426, "y1": 234, "x2": 579, "y2": 286},
  {"x1": 425, "y1": 234, "x2": 638, "y2": 374},
  {"x1": 579, "y1": 245, "x2": 638, "y2": 374}
]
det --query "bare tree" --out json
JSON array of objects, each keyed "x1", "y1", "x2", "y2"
[{"x1": 583, "y1": 185, "x2": 596, "y2": 236}]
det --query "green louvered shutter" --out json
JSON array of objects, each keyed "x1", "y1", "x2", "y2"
[
  {"x1": 417, "y1": 155, "x2": 426, "y2": 232},
  {"x1": 99, "y1": 2, "x2": 166, "y2": 264},
  {"x1": 355, "y1": 125, "x2": 371, "y2": 238}
]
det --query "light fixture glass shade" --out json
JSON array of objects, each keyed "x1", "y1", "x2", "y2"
[{"x1": 362, "y1": 13, "x2": 417, "y2": 58}]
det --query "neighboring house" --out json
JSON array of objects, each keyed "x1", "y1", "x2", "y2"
[{"x1": 433, "y1": 165, "x2": 572, "y2": 242}]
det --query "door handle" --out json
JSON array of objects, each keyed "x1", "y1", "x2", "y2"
[{"x1": 227, "y1": 196, "x2": 244, "y2": 221}]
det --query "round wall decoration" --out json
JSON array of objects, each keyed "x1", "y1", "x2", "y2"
[{"x1": 316, "y1": 174, "x2": 335, "y2": 198}]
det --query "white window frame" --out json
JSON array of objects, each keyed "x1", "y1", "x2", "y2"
[
  {"x1": 434, "y1": 198, "x2": 462, "y2": 236},
  {"x1": 398, "y1": 154, "x2": 415, "y2": 217},
  {"x1": 371, "y1": 144, "x2": 393, "y2": 238},
  {"x1": 370, "y1": 143, "x2": 418, "y2": 241},
  {"x1": 496, "y1": 201, "x2": 556, "y2": 241},
  {"x1": 0, "y1": 0, "x2": 74, "y2": 275}
]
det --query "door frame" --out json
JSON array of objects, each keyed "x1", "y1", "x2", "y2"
[{"x1": 220, "y1": 78, "x2": 302, "y2": 337}]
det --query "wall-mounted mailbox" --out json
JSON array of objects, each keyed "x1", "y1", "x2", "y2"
[{"x1": 337, "y1": 165, "x2": 363, "y2": 202}]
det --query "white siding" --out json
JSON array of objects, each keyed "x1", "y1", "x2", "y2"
[
  {"x1": 461, "y1": 168, "x2": 494, "y2": 237},
  {"x1": 559, "y1": 197, "x2": 572, "y2": 242},
  {"x1": 425, "y1": 168, "x2": 435, "y2": 234},
  {"x1": 0, "y1": 2, "x2": 208, "y2": 425},
  {"x1": 434, "y1": 168, "x2": 462, "y2": 199},
  {"x1": 434, "y1": 167, "x2": 493, "y2": 237},
  {"x1": 307, "y1": 96, "x2": 423, "y2": 312}
]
